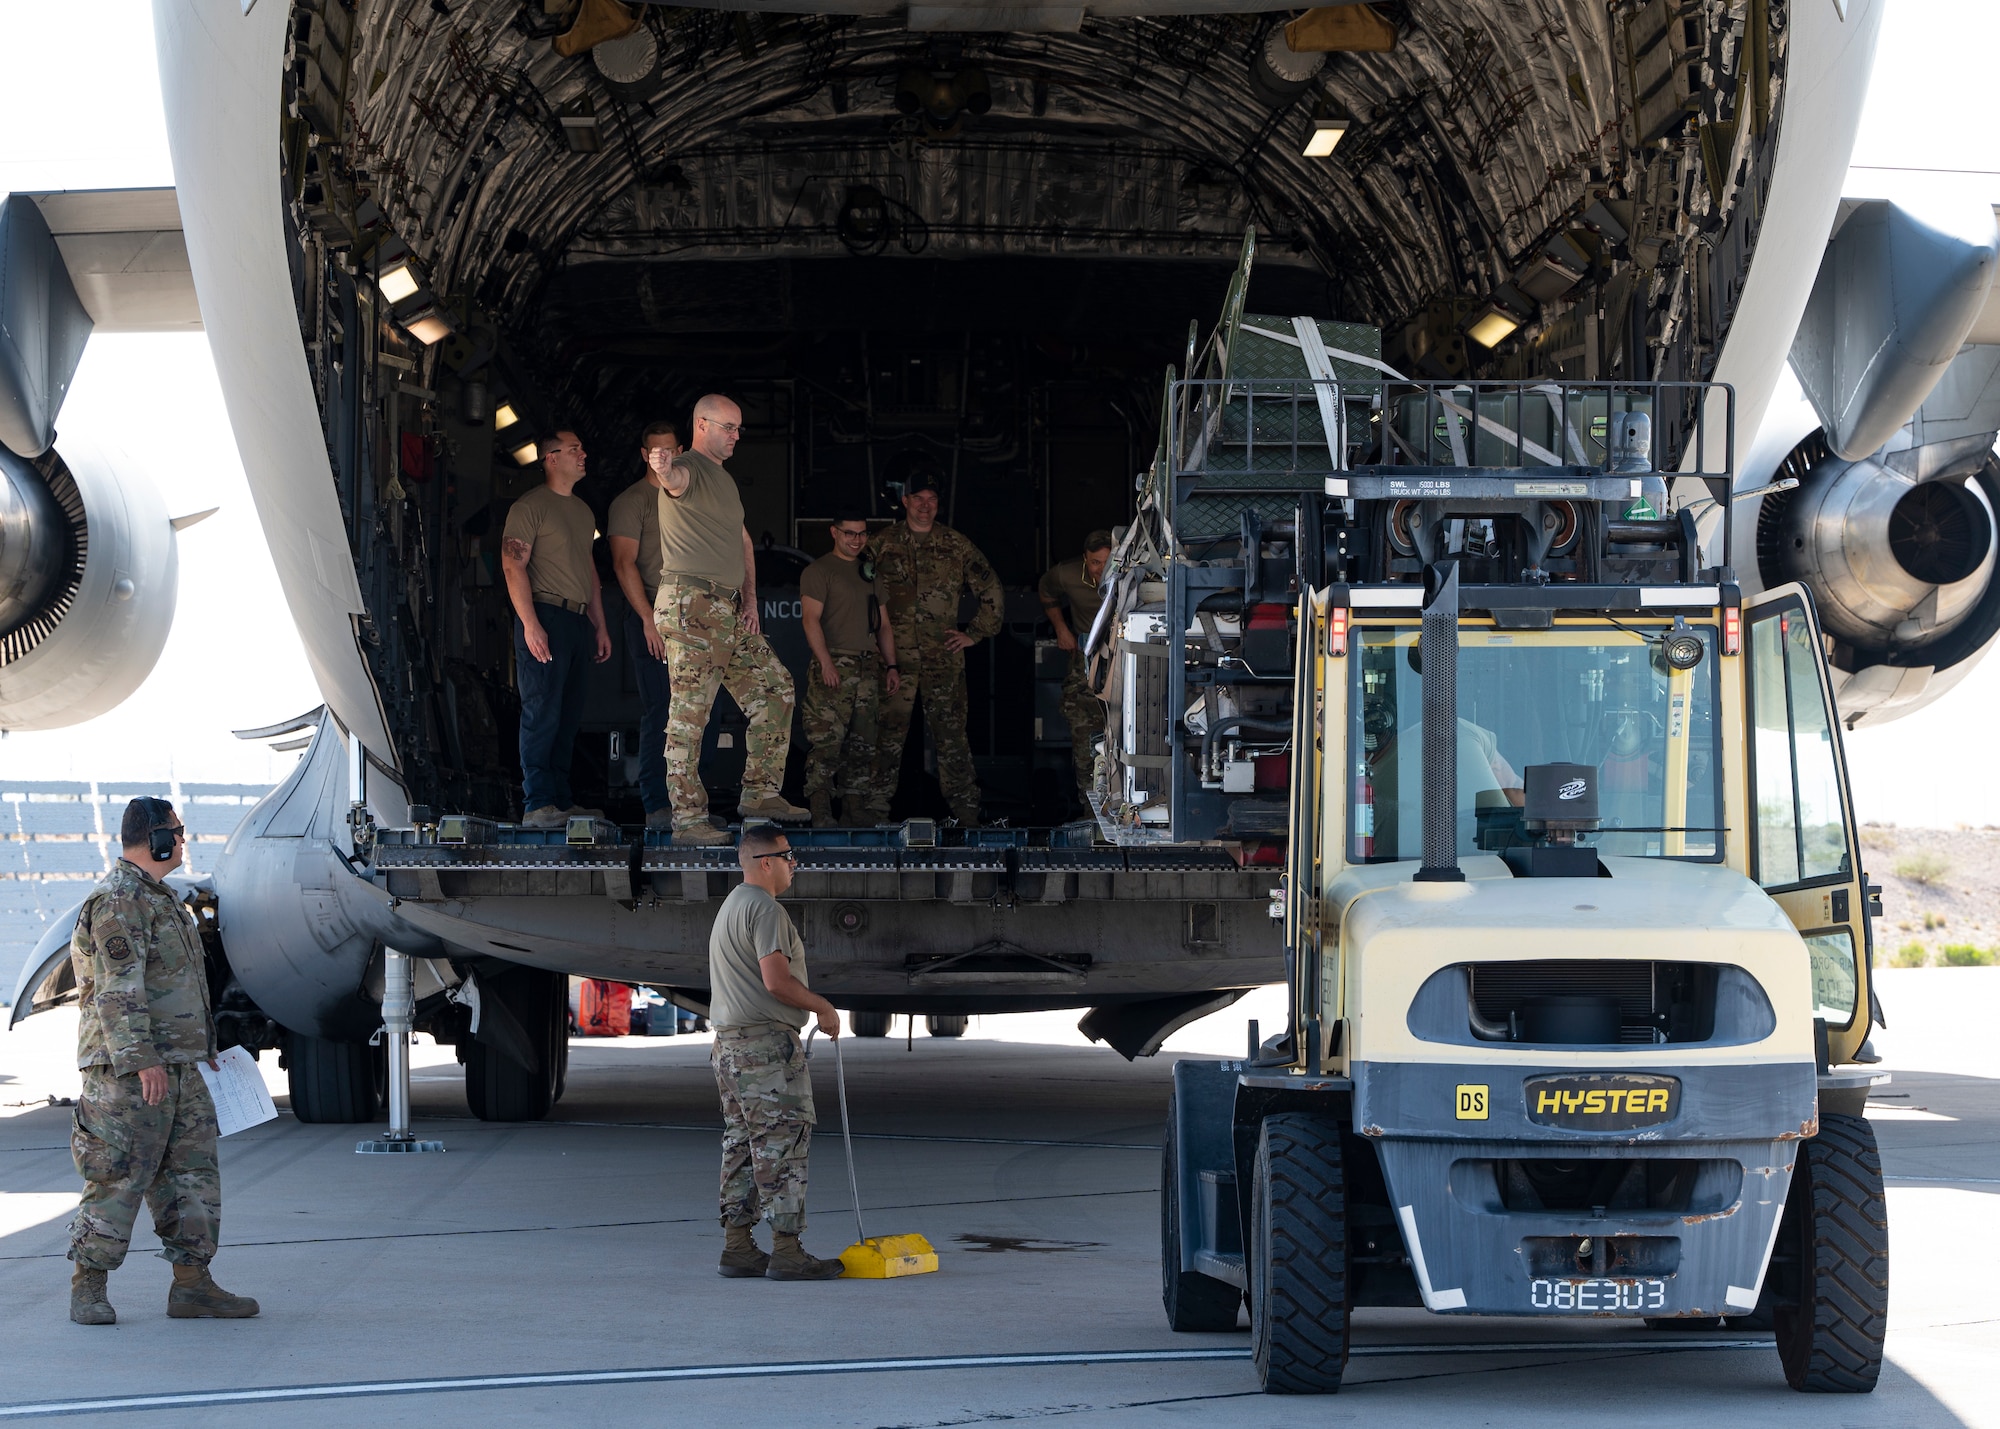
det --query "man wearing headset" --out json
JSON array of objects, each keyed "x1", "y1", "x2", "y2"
[{"x1": 64, "y1": 798, "x2": 258, "y2": 1326}]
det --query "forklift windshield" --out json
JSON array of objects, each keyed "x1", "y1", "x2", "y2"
[{"x1": 1350, "y1": 623, "x2": 1722, "y2": 863}]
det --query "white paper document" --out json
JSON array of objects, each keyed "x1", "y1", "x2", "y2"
[{"x1": 196, "y1": 1046, "x2": 279, "y2": 1136}]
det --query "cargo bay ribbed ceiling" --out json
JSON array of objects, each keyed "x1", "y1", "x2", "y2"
[{"x1": 295, "y1": 0, "x2": 1785, "y2": 378}]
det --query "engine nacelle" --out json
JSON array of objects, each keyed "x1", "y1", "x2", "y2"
[
  {"x1": 0, "y1": 435, "x2": 178, "y2": 730},
  {"x1": 1756, "y1": 434, "x2": 2000, "y2": 725},
  {"x1": 211, "y1": 712, "x2": 437, "y2": 1040}
]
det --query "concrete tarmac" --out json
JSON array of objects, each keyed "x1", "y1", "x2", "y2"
[{"x1": 1, "y1": 971, "x2": 1994, "y2": 1427}]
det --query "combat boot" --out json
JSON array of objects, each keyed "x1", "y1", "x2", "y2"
[
  {"x1": 808, "y1": 794, "x2": 836, "y2": 828},
  {"x1": 69, "y1": 1266, "x2": 115, "y2": 1326},
  {"x1": 839, "y1": 796, "x2": 875, "y2": 827},
  {"x1": 766, "y1": 1232, "x2": 846, "y2": 1281},
  {"x1": 643, "y1": 808, "x2": 675, "y2": 830},
  {"x1": 167, "y1": 1263, "x2": 260, "y2": 1319},
  {"x1": 718, "y1": 1224, "x2": 770, "y2": 1279},
  {"x1": 738, "y1": 793, "x2": 812, "y2": 823},
  {"x1": 949, "y1": 800, "x2": 981, "y2": 827},
  {"x1": 520, "y1": 805, "x2": 567, "y2": 829},
  {"x1": 672, "y1": 821, "x2": 734, "y2": 847}
]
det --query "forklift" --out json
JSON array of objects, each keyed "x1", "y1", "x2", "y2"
[{"x1": 1158, "y1": 371, "x2": 1890, "y2": 1393}]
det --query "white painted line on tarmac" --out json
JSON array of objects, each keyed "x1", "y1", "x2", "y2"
[
  {"x1": 1886, "y1": 1174, "x2": 2000, "y2": 1184},
  {"x1": 0, "y1": 1340, "x2": 1774, "y2": 1418}
]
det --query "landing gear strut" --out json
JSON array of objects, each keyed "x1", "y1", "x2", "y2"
[{"x1": 357, "y1": 947, "x2": 444, "y2": 1154}]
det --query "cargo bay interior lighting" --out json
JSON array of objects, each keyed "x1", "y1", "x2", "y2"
[
  {"x1": 510, "y1": 439, "x2": 540, "y2": 466},
  {"x1": 378, "y1": 258, "x2": 421, "y2": 305},
  {"x1": 1466, "y1": 305, "x2": 1521, "y2": 348},
  {"x1": 493, "y1": 401, "x2": 522, "y2": 432},
  {"x1": 400, "y1": 305, "x2": 455, "y2": 346},
  {"x1": 1303, "y1": 119, "x2": 1349, "y2": 157}
]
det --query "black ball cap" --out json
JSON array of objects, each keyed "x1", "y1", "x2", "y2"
[{"x1": 904, "y1": 469, "x2": 941, "y2": 497}]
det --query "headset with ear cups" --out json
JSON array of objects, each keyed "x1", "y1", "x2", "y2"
[{"x1": 142, "y1": 797, "x2": 179, "y2": 862}]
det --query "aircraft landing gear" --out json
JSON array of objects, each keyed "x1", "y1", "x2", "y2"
[
  {"x1": 285, "y1": 1032, "x2": 378, "y2": 1124},
  {"x1": 465, "y1": 967, "x2": 567, "y2": 1122}
]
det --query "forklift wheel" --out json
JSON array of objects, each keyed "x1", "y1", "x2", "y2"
[
  {"x1": 1775, "y1": 1113, "x2": 1889, "y2": 1393},
  {"x1": 1249, "y1": 1113, "x2": 1350, "y2": 1393},
  {"x1": 1160, "y1": 1093, "x2": 1245, "y2": 1332}
]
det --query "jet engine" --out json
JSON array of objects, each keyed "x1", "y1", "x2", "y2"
[
  {"x1": 0, "y1": 434, "x2": 180, "y2": 730},
  {"x1": 1753, "y1": 429, "x2": 2000, "y2": 725},
  {"x1": 1741, "y1": 195, "x2": 2000, "y2": 726}
]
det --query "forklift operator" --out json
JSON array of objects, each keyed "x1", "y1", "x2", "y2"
[{"x1": 1368, "y1": 716, "x2": 1524, "y2": 857}]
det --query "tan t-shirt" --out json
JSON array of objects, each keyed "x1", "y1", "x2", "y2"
[
  {"x1": 708, "y1": 883, "x2": 808, "y2": 1031},
  {"x1": 606, "y1": 478, "x2": 664, "y2": 602},
  {"x1": 799, "y1": 552, "x2": 876, "y2": 654},
  {"x1": 1038, "y1": 555, "x2": 1105, "y2": 633},
  {"x1": 656, "y1": 451, "x2": 746, "y2": 590},
  {"x1": 502, "y1": 485, "x2": 596, "y2": 609}
]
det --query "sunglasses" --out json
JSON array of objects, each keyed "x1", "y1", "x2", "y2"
[{"x1": 755, "y1": 849, "x2": 796, "y2": 863}]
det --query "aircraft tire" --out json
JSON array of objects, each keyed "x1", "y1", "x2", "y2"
[
  {"x1": 1160, "y1": 1091, "x2": 1244, "y2": 1332},
  {"x1": 465, "y1": 968, "x2": 563, "y2": 1123},
  {"x1": 285, "y1": 1032, "x2": 378, "y2": 1124},
  {"x1": 1249, "y1": 1113, "x2": 1349, "y2": 1394},
  {"x1": 851, "y1": 1011, "x2": 893, "y2": 1038},
  {"x1": 1775, "y1": 1113, "x2": 1889, "y2": 1393},
  {"x1": 925, "y1": 1015, "x2": 968, "y2": 1038}
]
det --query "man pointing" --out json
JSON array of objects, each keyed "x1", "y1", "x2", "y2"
[{"x1": 654, "y1": 395, "x2": 807, "y2": 844}]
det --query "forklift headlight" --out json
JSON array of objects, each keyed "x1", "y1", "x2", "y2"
[{"x1": 1657, "y1": 631, "x2": 1705, "y2": 673}]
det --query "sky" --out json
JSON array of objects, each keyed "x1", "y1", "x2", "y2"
[
  {"x1": 0, "y1": 0, "x2": 1997, "y2": 821},
  {"x1": 0, "y1": 1, "x2": 319, "y2": 789}
]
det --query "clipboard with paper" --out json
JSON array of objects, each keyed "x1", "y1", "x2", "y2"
[{"x1": 196, "y1": 1046, "x2": 279, "y2": 1136}]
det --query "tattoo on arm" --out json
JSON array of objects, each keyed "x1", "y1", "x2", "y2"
[{"x1": 502, "y1": 537, "x2": 532, "y2": 565}]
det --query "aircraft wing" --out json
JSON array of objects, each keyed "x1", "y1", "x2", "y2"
[
  {"x1": 150, "y1": 1, "x2": 405, "y2": 818},
  {"x1": 20, "y1": 187, "x2": 200, "y2": 334}
]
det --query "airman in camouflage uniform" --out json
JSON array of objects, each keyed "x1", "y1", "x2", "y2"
[
  {"x1": 1038, "y1": 531, "x2": 1114, "y2": 811},
  {"x1": 800, "y1": 512, "x2": 899, "y2": 825},
  {"x1": 65, "y1": 798, "x2": 258, "y2": 1325},
  {"x1": 653, "y1": 395, "x2": 808, "y2": 845},
  {"x1": 709, "y1": 825, "x2": 846, "y2": 1281},
  {"x1": 867, "y1": 472, "x2": 1004, "y2": 825}
]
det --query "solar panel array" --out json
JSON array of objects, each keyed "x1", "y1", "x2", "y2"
[{"x1": 0, "y1": 781, "x2": 270, "y2": 1004}]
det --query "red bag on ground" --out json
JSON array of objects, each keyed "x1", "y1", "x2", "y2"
[{"x1": 576, "y1": 978, "x2": 632, "y2": 1037}]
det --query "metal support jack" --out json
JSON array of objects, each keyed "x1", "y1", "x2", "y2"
[{"x1": 357, "y1": 947, "x2": 445, "y2": 1154}]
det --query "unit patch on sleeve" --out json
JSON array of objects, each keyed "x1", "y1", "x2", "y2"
[{"x1": 105, "y1": 936, "x2": 134, "y2": 962}]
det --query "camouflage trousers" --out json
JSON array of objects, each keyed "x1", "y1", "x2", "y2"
[
  {"x1": 802, "y1": 651, "x2": 880, "y2": 812},
  {"x1": 1059, "y1": 649, "x2": 1106, "y2": 806},
  {"x1": 69, "y1": 1063, "x2": 221, "y2": 1270},
  {"x1": 657, "y1": 585, "x2": 796, "y2": 830},
  {"x1": 712, "y1": 1024, "x2": 816, "y2": 1235},
  {"x1": 871, "y1": 647, "x2": 980, "y2": 821}
]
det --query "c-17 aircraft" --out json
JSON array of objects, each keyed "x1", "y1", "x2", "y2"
[{"x1": 4, "y1": 0, "x2": 1994, "y2": 1125}]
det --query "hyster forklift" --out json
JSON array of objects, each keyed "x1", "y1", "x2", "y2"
[{"x1": 1160, "y1": 371, "x2": 1890, "y2": 1394}]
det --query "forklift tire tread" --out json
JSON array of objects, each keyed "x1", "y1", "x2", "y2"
[
  {"x1": 1776, "y1": 1113, "x2": 1889, "y2": 1394},
  {"x1": 1250, "y1": 1113, "x2": 1350, "y2": 1394}
]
